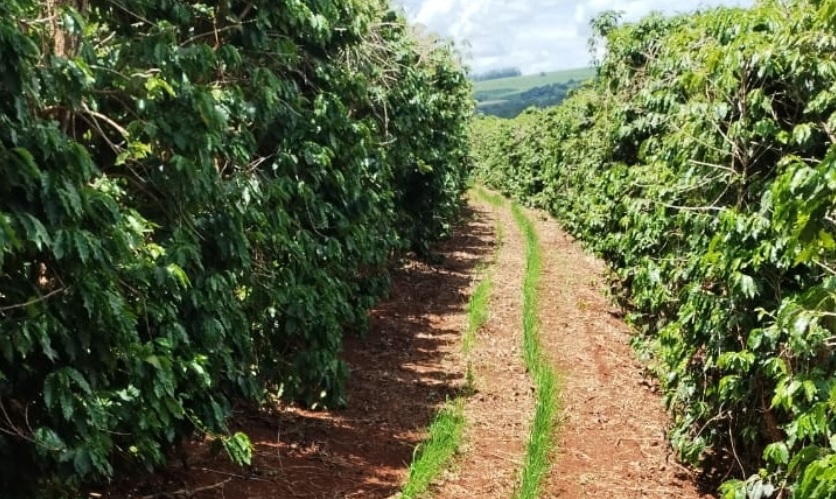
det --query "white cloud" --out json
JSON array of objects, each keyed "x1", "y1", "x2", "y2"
[
  {"x1": 412, "y1": 0, "x2": 452, "y2": 25},
  {"x1": 392, "y1": 0, "x2": 755, "y2": 74}
]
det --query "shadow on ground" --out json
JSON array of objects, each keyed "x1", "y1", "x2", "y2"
[{"x1": 102, "y1": 204, "x2": 496, "y2": 499}]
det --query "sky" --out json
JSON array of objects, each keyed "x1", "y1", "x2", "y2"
[{"x1": 393, "y1": 0, "x2": 755, "y2": 75}]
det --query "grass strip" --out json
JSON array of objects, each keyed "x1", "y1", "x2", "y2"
[
  {"x1": 511, "y1": 203, "x2": 560, "y2": 499},
  {"x1": 464, "y1": 276, "x2": 491, "y2": 355},
  {"x1": 401, "y1": 399, "x2": 466, "y2": 499},
  {"x1": 475, "y1": 185, "x2": 505, "y2": 207}
]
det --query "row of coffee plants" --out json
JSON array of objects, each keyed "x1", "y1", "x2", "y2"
[
  {"x1": 471, "y1": 1, "x2": 836, "y2": 496},
  {"x1": 0, "y1": 0, "x2": 471, "y2": 494}
]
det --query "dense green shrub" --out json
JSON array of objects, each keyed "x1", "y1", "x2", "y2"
[
  {"x1": 471, "y1": 1, "x2": 836, "y2": 496},
  {"x1": 0, "y1": 0, "x2": 471, "y2": 495}
]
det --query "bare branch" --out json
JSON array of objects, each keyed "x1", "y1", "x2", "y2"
[
  {"x1": 0, "y1": 288, "x2": 66, "y2": 313},
  {"x1": 688, "y1": 159, "x2": 738, "y2": 175},
  {"x1": 140, "y1": 478, "x2": 233, "y2": 499},
  {"x1": 81, "y1": 103, "x2": 130, "y2": 139},
  {"x1": 656, "y1": 201, "x2": 726, "y2": 213}
]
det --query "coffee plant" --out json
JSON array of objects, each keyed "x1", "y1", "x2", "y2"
[
  {"x1": 471, "y1": 1, "x2": 836, "y2": 497},
  {"x1": 0, "y1": 0, "x2": 471, "y2": 495}
]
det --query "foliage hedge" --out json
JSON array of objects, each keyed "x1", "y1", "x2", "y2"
[
  {"x1": 0, "y1": 0, "x2": 471, "y2": 495},
  {"x1": 471, "y1": 1, "x2": 836, "y2": 497}
]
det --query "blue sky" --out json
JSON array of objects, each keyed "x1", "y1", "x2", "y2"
[{"x1": 393, "y1": 0, "x2": 755, "y2": 74}]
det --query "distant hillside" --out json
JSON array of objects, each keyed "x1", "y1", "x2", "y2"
[{"x1": 473, "y1": 67, "x2": 595, "y2": 118}]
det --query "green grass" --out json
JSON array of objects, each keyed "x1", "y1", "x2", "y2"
[
  {"x1": 473, "y1": 67, "x2": 595, "y2": 101},
  {"x1": 511, "y1": 204, "x2": 560, "y2": 499},
  {"x1": 464, "y1": 276, "x2": 491, "y2": 354},
  {"x1": 474, "y1": 186, "x2": 505, "y2": 208},
  {"x1": 402, "y1": 399, "x2": 466, "y2": 499}
]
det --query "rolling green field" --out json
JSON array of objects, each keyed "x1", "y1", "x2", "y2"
[{"x1": 473, "y1": 67, "x2": 595, "y2": 102}]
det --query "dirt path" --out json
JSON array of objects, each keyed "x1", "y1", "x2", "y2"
[
  {"x1": 431, "y1": 198, "x2": 535, "y2": 498},
  {"x1": 103, "y1": 197, "x2": 716, "y2": 498}
]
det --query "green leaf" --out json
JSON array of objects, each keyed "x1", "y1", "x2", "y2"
[
  {"x1": 58, "y1": 180, "x2": 83, "y2": 218},
  {"x1": 793, "y1": 123, "x2": 813, "y2": 146},
  {"x1": 18, "y1": 214, "x2": 51, "y2": 251},
  {"x1": 43, "y1": 377, "x2": 56, "y2": 409},
  {"x1": 60, "y1": 388, "x2": 75, "y2": 421},
  {"x1": 73, "y1": 231, "x2": 90, "y2": 263},
  {"x1": 166, "y1": 264, "x2": 191, "y2": 288},
  {"x1": 737, "y1": 273, "x2": 758, "y2": 299},
  {"x1": 145, "y1": 355, "x2": 162, "y2": 370},
  {"x1": 221, "y1": 432, "x2": 252, "y2": 467},
  {"x1": 764, "y1": 442, "x2": 790, "y2": 466},
  {"x1": 73, "y1": 449, "x2": 92, "y2": 476},
  {"x1": 65, "y1": 368, "x2": 92, "y2": 395},
  {"x1": 145, "y1": 76, "x2": 176, "y2": 98}
]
